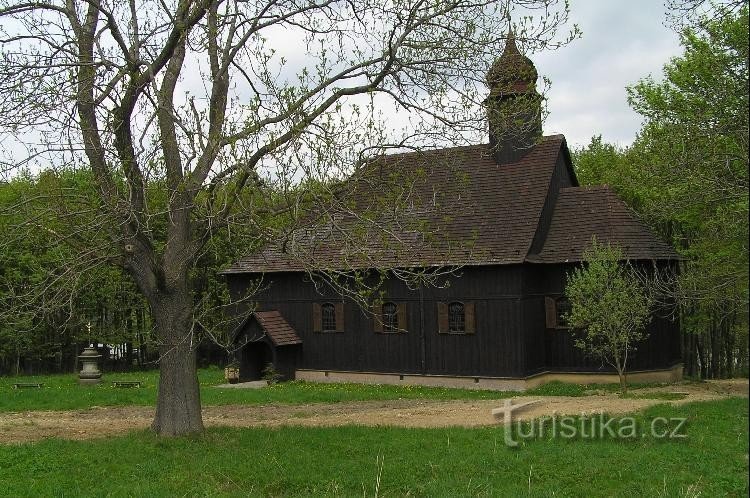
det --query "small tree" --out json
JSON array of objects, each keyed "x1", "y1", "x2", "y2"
[{"x1": 564, "y1": 241, "x2": 653, "y2": 392}]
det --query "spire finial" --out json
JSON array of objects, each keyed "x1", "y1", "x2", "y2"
[
  {"x1": 505, "y1": 8, "x2": 514, "y2": 38},
  {"x1": 486, "y1": 24, "x2": 537, "y2": 95}
]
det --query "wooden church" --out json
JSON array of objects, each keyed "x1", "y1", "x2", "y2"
[{"x1": 221, "y1": 35, "x2": 683, "y2": 389}]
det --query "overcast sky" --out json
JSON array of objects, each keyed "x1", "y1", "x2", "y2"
[
  {"x1": 0, "y1": 1, "x2": 686, "y2": 176},
  {"x1": 535, "y1": 0, "x2": 683, "y2": 149}
]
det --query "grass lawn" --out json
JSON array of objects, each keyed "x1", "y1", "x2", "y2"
[
  {"x1": 0, "y1": 367, "x2": 649, "y2": 412},
  {"x1": 0, "y1": 397, "x2": 746, "y2": 497}
]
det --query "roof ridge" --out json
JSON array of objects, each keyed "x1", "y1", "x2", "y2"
[
  {"x1": 377, "y1": 135, "x2": 564, "y2": 161},
  {"x1": 522, "y1": 138, "x2": 566, "y2": 260},
  {"x1": 224, "y1": 136, "x2": 570, "y2": 273}
]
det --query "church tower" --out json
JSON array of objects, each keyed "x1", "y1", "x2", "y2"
[{"x1": 485, "y1": 31, "x2": 543, "y2": 163}]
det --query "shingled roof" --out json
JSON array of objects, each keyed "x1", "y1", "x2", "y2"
[
  {"x1": 223, "y1": 135, "x2": 567, "y2": 274},
  {"x1": 223, "y1": 135, "x2": 678, "y2": 274},
  {"x1": 529, "y1": 186, "x2": 679, "y2": 263},
  {"x1": 234, "y1": 311, "x2": 302, "y2": 346}
]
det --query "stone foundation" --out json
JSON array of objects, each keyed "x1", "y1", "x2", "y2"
[{"x1": 295, "y1": 364, "x2": 683, "y2": 391}]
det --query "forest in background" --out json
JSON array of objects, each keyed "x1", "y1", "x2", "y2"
[
  {"x1": 573, "y1": 6, "x2": 748, "y2": 378},
  {"x1": 0, "y1": 5, "x2": 746, "y2": 379},
  {"x1": 0, "y1": 169, "x2": 272, "y2": 374}
]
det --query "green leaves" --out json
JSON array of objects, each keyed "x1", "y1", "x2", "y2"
[
  {"x1": 633, "y1": 11, "x2": 749, "y2": 361},
  {"x1": 565, "y1": 240, "x2": 653, "y2": 381},
  {"x1": 573, "y1": 7, "x2": 749, "y2": 377},
  {"x1": 0, "y1": 169, "x2": 151, "y2": 364}
]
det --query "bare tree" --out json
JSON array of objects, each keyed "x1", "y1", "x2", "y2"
[
  {"x1": 664, "y1": 0, "x2": 746, "y2": 28},
  {"x1": 0, "y1": 0, "x2": 576, "y2": 435}
]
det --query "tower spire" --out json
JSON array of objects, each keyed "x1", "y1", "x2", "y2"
[
  {"x1": 484, "y1": 25, "x2": 542, "y2": 163},
  {"x1": 486, "y1": 28, "x2": 538, "y2": 98}
]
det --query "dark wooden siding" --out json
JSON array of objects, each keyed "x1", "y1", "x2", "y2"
[
  {"x1": 523, "y1": 262, "x2": 681, "y2": 374},
  {"x1": 543, "y1": 314, "x2": 680, "y2": 372},
  {"x1": 226, "y1": 261, "x2": 680, "y2": 378},
  {"x1": 227, "y1": 266, "x2": 527, "y2": 377},
  {"x1": 521, "y1": 295, "x2": 547, "y2": 374}
]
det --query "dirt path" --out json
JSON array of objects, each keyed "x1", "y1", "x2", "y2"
[{"x1": 0, "y1": 379, "x2": 746, "y2": 444}]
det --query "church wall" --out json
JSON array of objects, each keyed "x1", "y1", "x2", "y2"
[
  {"x1": 523, "y1": 263, "x2": 682, "y2": 375},
  {"x1": 226, "y1": 260, "x2": 681, "y2": 380},
  {"x1": 226, "y1": 265, "x2": 528, "y2": 378}
]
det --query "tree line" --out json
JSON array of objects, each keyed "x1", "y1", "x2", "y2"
[
  {"x1": 572, "y1": 6, "x2": 749, "y2": 379},
  {"x1": 0, "y1": 169, "x2": 260, "y2": 375}
]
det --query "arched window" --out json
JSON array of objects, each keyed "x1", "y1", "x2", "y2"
[
  {"x1": 448, "y1": 302, "x2": 465, "y2": 333},
  {"x1": 321, "y1": 303, "x2": 337, "y2": 332},
  {"x1": 382, "y1": 302, "x2": 398, "y2": 332}
]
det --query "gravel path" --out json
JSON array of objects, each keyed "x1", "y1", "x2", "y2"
[{"x1": 0, "y1": 379, "x2": 745, "y2": 444}]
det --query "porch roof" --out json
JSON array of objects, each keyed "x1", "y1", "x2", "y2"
[{"x1": 251, "y1": 310, "x2": 303, "y2": 346}]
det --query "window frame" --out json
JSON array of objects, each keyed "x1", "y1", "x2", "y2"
[
  {"x1": 321, "y1": 302, "x2": 337, "y2": 332},
  {"x1": 381, "y1": 301, "x2": 399, "y2": 333},
  {"x1": 555, "y1": 297, "x2": 572, "y2": 330},
  {"x1": 313, "y1": 301, "x2": 345, "y2": 333},
  {"x1": 437, "y1": 301, "x2": 475, "y2": 335},
  {"x1": 448, "y1": 301, "x2": 466, "y2": 334},
  {"x1": 373, "y1": 301, "x2": 408, "y2": 334},
  {"x1": 545, "y1": 295, "x2": 571, "y2": 330}
]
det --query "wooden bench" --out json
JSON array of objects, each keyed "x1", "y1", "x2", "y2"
[
  {"x1": 112, "y1": 381, "x2": 142, "y2": 388},
  {"x1": 13, "y1": 383, "x2": 43, "y2": 389}
]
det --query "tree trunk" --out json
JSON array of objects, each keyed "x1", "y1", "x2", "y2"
[
  {"x1": 697, "y1": 337, "x2": 708, "y2": 379},
  {"x1": 689, "y1": 330, "x2": 698, "y2": 378},
  {"x1": 710, "y1": 315, "x2": 721, "y2": 379},
  {"x1": 136, "y1": 309, "x2": 144, "y2": 368},
  {"x1": 614, "y1": 355, "x2": 628, "y2": 393},
  {"x1": 724, "y1": 313, "x2": 736, "y2": 378},
  {"x1": 617, "y1": 370, "x2": 628, "y2": 393},
  {"x1": 150, "y1": 289, "x2": 204, "y2": 436},
  {"x1": 681, "y1": 313, "x2": 697, "y2": 378}
]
